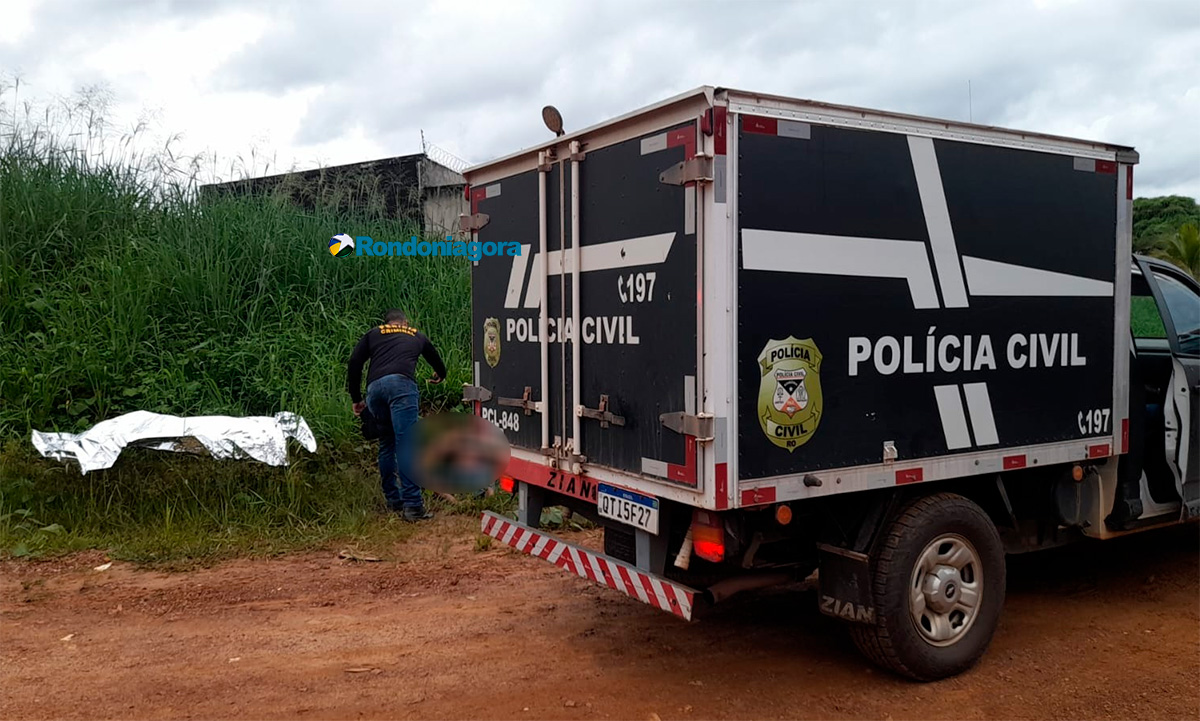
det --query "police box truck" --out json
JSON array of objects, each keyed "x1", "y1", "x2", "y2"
[{"x1": 461, "y1": 87, "x2": 1200, "y2": 680}]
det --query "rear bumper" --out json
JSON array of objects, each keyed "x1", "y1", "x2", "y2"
[{"x1": 480, "y1": 511, "x2": 698, "y2": 620}]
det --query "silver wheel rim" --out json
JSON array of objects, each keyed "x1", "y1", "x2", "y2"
[{"x1": 909, "y1": 533, "x2": 983, "y2": 647}]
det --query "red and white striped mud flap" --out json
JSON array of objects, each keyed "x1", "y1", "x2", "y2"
[{"x1": 481, "y1": 511, "x2": 697, "y2": 621}]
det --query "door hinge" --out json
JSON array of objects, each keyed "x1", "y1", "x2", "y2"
[
  {"x1": 497, "y1": 386, "x2": 539, "y2": 415},
  {"x1": 659, "y1": 411, "x2": 714, "y2": 441},
  {"x1": 659, "y1": 154, "x2": 714, "y2": 186},
  {"x1": 577, "y1": 394, "x2": 625, "y2": 428},
  {"x1": 459, "y1": 212, "x2": 490, "y2": 232},
  {"x1": 461, "y1": 385, "x2": 493, "y2": 403}
]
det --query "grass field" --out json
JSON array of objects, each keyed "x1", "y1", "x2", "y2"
[
  {"x1": 0, "y1": 90, "x2": 487, "y2": 561},
  {"x1": 0, "y1": 147, "x2": 471, "y2": 442}
]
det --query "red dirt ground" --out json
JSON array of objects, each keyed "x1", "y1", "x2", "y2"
[{"x1": 2, "y1": 517, "x2": 1197, "y2": 720}]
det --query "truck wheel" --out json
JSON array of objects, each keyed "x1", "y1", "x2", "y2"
[{"x1": 850, "y1": 492, "x2": 1005, "y2": 681}]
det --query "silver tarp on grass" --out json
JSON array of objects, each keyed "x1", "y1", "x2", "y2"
[{"x1": 31, "y1": 411, "x2": 317, "y2": 474}]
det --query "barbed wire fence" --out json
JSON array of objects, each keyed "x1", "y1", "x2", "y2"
[
  {"x1": 418, "y1": 130, "x2": 473, "y2": 237},
  {"x1": 420, "y1": 130, "x2": 471, "y2": 174}
]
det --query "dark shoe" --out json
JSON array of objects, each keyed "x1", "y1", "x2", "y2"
[{"x1": 402, "y1": 507, "x2": 434, "y2": 523}]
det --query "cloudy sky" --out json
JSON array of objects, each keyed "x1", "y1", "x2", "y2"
[{"x1": 2, "y1": 0, "x2": 1197, "y2": 196}]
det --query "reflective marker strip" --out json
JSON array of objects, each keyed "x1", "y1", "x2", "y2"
[
  {"x1": 642, "y1": 436, "x2": 699, "y2": 486},
  {"x1": 740, "y1": 486, "x2": 776, "y2": 506},
  {"x1": 481, "y1": 511, "x2": 695, "y2": 620},
  {"x1": 714, "y1": 106, "x2": 728, "y2": 155},
  {"x1": 715, "y1": 463, "x2": 729, "y2": 510},
  {"x1": 896, "y1": 468, "x2": 924, "y2": 485},
  {"x1": 666, "y1": 126, "x2": 695, "y2": 159},
  {"x1": 741, "y1": 115, "x2": 809, "y2": 139},
  {"x1": 1003, "y1": 455, "x2": 1027, "y2": 470},
  {"x1": 640, "y1": 457, "x2": 669, "y2": 477},
  {"x1": 684, "y1": 185, "x2": 696, "y2": 235},
  {"x1": 1074, "y1": 157, "x2": 1118, "y2": 174},
  {"x1": 743, "y1": 116, "x2": 778, "y2": 135},
  {"x1": 470, "y1": 186, "x2": 487, "y2": 215},
  {"x1": 640, "y1": 133, "x2": 668, "y2": 155},
  {"x1": 640, "y1": 124, "x2": 695, "y2": 158}
]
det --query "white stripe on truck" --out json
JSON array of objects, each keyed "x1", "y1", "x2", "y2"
[
  {"x1": 962, "y1": 256, "x2": 1114, "y2": 297},
  {"x1": 934, "y1": 385, "x2": 972, "y2": 450},
  {"x1": 742, "y1": 229, "x2": 941, "y2": 309},
  {"x1": 503, "y1": 245, "x2": 532, "y2": 308},
  {"x1": 908, "y1": 136, "x2": 969, "y2": 308},
  {"x1": 515, "y1": 233, "x2": 676, "y2": 309},
  {"x1": 963, "y1": 382, "x2": 1000, "y2": 446}
]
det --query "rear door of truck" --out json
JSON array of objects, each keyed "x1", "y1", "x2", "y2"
[{"x1": 468, "y1": 113, "x2": 705, "y2": 504}]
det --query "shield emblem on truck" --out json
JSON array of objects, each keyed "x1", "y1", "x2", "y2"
[
  {"x1": 757, "y1": 337, "x2": 824, "y2": 452},
  {"x1": 483, "y1": 318, "x2": 502, "y2": 368}
]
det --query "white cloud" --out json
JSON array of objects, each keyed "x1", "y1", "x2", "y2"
[{"x1": 1, "y1": 0, "x2": 1197, "y2": 196}]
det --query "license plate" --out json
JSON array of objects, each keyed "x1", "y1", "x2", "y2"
[{"x1": 597, "y1": 483, "x2": 660, "y2": 535}]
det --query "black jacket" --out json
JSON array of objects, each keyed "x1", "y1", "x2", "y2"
[{"x1": 347, "y1": 323, "x2": 447, "y2": 403}]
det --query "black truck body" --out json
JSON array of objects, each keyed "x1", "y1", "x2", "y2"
[{"x1": 463, "y1": 87, "x2": 1199, "y2": 679}]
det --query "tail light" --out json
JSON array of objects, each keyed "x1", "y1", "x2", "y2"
[
  {"x1": 498, "y1": 476, "x2": 515, "y2": 493},
  {"x1": 691, "y1": 509, "x2": 725, "y2": 563}
]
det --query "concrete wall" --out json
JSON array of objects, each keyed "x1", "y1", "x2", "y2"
[
  {"x1": 202, "y1": 153, "x2": 467, "y2": 239},
  {"x1": 418, "y1": 157, "x2": 468, "y2": 237},
  {"x1": 423, "y1": 187, "x2": 469, "y2": 237}
]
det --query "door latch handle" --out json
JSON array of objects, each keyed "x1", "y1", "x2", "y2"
[
  {"x1": 577, "y1": 394, "x2": 625, "y2": 428},
  {"x1": 497, "y1": 386, "x2": 539, "y2": 415}
]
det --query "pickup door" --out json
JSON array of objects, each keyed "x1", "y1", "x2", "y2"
[{"x1": 1131, "y1": 257, "x2": 1200, "y2": 517}]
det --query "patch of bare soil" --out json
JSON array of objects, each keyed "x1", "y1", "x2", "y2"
[{"x1": 1, "y1": 518, "x2": 1197, "y2": 720}]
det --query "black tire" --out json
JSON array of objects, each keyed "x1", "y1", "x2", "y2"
[{"x1": 850, "y1": 492, "x2": 1006, "y2": 681}]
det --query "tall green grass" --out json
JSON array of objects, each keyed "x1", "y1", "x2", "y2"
[
  {"x1": 0, "y1": 85, "x2": 484, "y2": 560},
  {"x1": 0, "y1": 88, "x2": 470, "y2": 443}
]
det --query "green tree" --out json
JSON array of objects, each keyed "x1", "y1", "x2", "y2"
[
  {"x1": 1162, "y1": 222, "x2": 1200, "y2": 279},
  {"x1": 1133, "y1": 196, "x2": 1200, "y2": 253}
]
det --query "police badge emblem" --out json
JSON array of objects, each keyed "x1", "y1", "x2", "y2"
[
  {"x1": 757, "y1": 337, "x2": 823, "y2": 451},
  {"x1": 483, "y1": 318, "x2": 501, "y2": 367}
]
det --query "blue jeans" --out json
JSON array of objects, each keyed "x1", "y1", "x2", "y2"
[{"x1": 365, "y1": 374, "x2": 423, "y2": 511}]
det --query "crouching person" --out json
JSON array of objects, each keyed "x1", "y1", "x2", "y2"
[{"x1": 347, "y1": 309, "x2": 446, "y2": 522}]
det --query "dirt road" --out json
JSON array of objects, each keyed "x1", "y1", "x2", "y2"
[{"x1": 2, "y1": 517, "x2": 1197, "y2": 720}]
